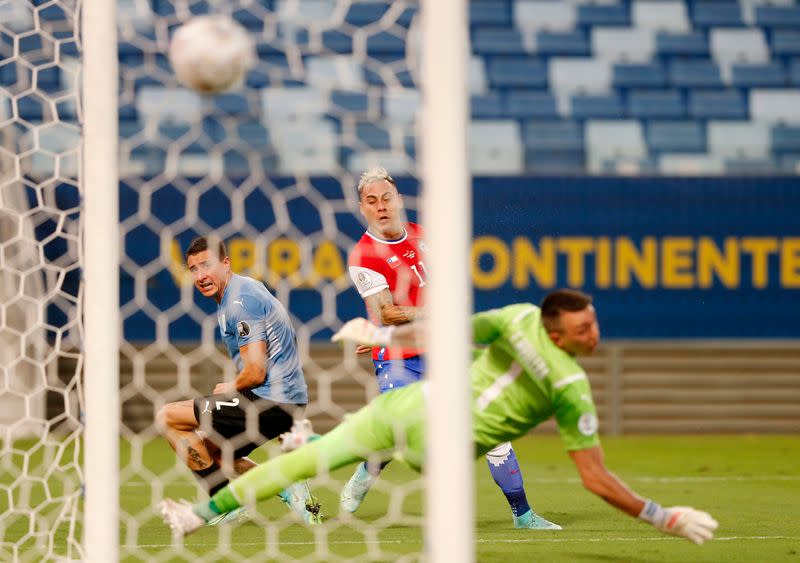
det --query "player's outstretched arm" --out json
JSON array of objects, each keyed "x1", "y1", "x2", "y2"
[
  {"x1": 332, "y1": 318, "x2": 423, "y2": 348},
  {"x1": 569, "y1": 446, "x2": 718, "y2": 545}
]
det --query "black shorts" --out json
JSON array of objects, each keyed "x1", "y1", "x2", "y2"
[{"x1": 192, "y1": 389, "x2": 305, "y2": 460}]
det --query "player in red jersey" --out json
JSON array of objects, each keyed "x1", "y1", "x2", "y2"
[{"x1": 339, "y1": 167, "x2": 560, "y2": 530}]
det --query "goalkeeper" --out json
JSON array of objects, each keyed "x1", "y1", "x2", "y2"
[{"x1": 160, "y1": 289, "x2": 718, "y2": 545}]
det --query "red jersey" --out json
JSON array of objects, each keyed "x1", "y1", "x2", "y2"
[{"x1": 348, "y1": 222, "x2": 427, "y2": 360}]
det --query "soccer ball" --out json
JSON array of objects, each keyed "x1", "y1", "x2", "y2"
[{"x1": 168, "y1": 15, "x2": 256, "y2": 94}]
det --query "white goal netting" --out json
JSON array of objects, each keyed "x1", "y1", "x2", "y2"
[{"x1": 1, "y1": 0, "x2": 430, "y2": 560}]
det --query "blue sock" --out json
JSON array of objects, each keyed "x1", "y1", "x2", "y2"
[{"x1": 486, "y1": 446, "x2": 531, "y2": 518}]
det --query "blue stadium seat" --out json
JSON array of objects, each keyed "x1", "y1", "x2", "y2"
[
  {"x1": 488, "y1": 58, "x2": 547, "y2": 88},
  {"x1": 771, "y1": 125, "x2": 800, "y2": 153},
  {"x1": 472, "y1": 28, "x2": 526, "y2": 55},
  {"x1": 470, "y1": 0, "x2": 512, "y2": 27},
  {"x1": 576, "y1": 4, "x2": 629, "y2": 27},
  {"x1": 213, "y1": 93, "x2": 252, "y2": 116},
  {"x1": 321, "y1": 30, "x2": 353, "y2": 53},
  {"x1": 471, "y1": 94, "x2": 505, "y2": 119},
  {"x1": 366, "y1": 31, "x2": 406, "y2": 55},
  {"x1": 730, "y1": 63, "x2": 787, "y2": 87},
  {"x1": 232, "y1": 8, "x2": 264, "y2": 31},
  {"x1": 612, "y1": 63, "x2": 667, "y2": 88},
  {"x1": 656, "y1": 32, "x2": 708, "y2": 56},
  {"x1": 355, "y1": 122, "x2": 391, "y2": 150},
  {"x1": 628, "y1": 90, "x2": 686, "y2": 119},
  {"x1": 237, "y1": 122, "x2": 270, "y2": 148},
  {"x1": 772, "y1": 31, "x2": 800, "y2": 56},
  {"x1": 691, "y1": 2, "x2": 743, "y2": 27},
  {"x1": 755, "y1": 5, "x2": 800, "y2": 28},
  {"x1": 525, "y1": 150, "x2": 585, "y2": 174},
  {"x1": 723, "y1": 158, "x2": 780, "y2": 174},
  {"x1": 669, "y1": 60, "x2": 723, "y2": 88},
  {"x1": 646, "y1": 121, "x2": 706, "y2": 153},
  {"x1": 522, "y1": 120, "x2": 583, "y2": 151},
  {"x1": 571, "y1": 94, "x2": 624, "y2": 119},
  {"x1": 791, "y1": 59, "x2": 800, "y2": 86},
  {"x1": 332, "y1": 90, "x2": 369, "y2": 114},
  {"x1": 506, "y1": 91, "x2": 559, "y2": 119},
  {"x1": 345, "y1": 2, "x2": 390, "y2": 26},
  {"x1": 536, "y1": 31, "x2": 590, "y2": 56},
  {"x1": 689, "y1": 89, "x2": 747, "y2": 119}
]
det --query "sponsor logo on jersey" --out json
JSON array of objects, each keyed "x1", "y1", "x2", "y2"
[
  {"x1": 233, "y1": 298, "x2": 245, "y2": 308},
  {"x1": 578, "y1": 412, "x2": 598, "y2": 436},
  {"x1": 357, "y1": 271, "x2": 372, "y2": 290},
  {"x1": 386, "y1": 255, "x2": 400, "y2": 268},
  {"x1": 237, "y1": 321, "x2": 251, "y2": 337},
  {"x1": 403, "y1": 250, "x2": 416, "y2": 260}
]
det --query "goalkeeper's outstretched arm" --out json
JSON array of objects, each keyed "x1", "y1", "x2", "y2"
[{"x1": 569, "y1": 446, "x2": 719, "y2": 545}]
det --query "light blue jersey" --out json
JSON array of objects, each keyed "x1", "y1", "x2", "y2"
[{"x1": 217, "y1": 274, "x2": 308, "y2": 404}]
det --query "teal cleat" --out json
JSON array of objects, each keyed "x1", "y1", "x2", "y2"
[
  {"x1": 340, "y1": 462, "x2": 377, "y2": 514},
  {"x1": 206, "y1": 506, "x2": 249, "y2": 526},
  {"x1": 278, "y1": 482, "x2": 322, "y2": 525},
  {"x1": 513, "y1": 510, "x2": 563, "y2": 530}
]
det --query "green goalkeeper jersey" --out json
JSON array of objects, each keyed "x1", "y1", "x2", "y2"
[{"x1": 470, "y1": 303, "x2": 600, "y2": 453}]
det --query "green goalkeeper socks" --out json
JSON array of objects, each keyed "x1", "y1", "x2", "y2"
[{"x1": 193, "y1": 494, "x2": 235, "y2": 522}]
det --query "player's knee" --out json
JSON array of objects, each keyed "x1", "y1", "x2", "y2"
[
  {"x1": 155, "y1": 402, "x2": 183, "y2": 433},
  {"x1": 485, "y1": 442, "x2": 513, "y2": 465}
]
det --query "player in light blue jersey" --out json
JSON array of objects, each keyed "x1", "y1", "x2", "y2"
[{"x1": 157, "y1": 236, "x2": 320, "y2": 525}]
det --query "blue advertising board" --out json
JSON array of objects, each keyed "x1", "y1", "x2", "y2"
[{"x1": 118, "y1": 177, "x2": 800, "y2": 340}]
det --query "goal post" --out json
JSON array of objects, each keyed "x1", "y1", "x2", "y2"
[{"x1": 82, "y1": 0, "x2": 120, "y2": 561}]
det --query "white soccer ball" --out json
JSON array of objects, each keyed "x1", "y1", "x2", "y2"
[{"x1": 168, "y1": 15, "x2": 256, "y2": 94}]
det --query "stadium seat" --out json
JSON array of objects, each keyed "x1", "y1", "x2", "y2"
[
  {"x1": 550, "y1": 58, "x2": 611, "y2": 113},
  {"x1": 468, "y1": 120, "x2": 523, "y2": 174},
  {"x1": 791, "y1": 59, "x2": 800, "y2": 86},
  {"x1": 472, "y1": 28, "x2": 527, "y2": 55},
  {"x1": 723, "y1": 157, "x2": 780, "y2": 174},
  {"x1": 471, "y1": 94, "x2": 506, "y2": 118},
  {"x1": 270, "y1": 119, "x2": 338, "y2": 174},
  {"x1": 331, "y1": 90, "x2": 369, "y2": 114},
  {"x1": 707, "y1": 121, "x2": 770, "y2": 158},
  {"x1": 383, "y1": 89, "x2": 419, "y2": 124},
  {"x1": 646, "y1": 121, "x2": 706, "y2": 153},
  {"x1": 570, "y1": 94, "x2": 624, "y2": 119},
  {"x1": 306, "y1": 56, "x2": 365, "y2": 89},
  {"x1": 585, "y1": 120, "x2": 646, "y2": 173},
  {"x1": 592, "y1": 28, "x2": 655, "y2": 62},
  {"x1": 262, "y1": 87, "x2": 327, "y2": 120},
  {"x1": 754, "y1": 5, "x2": 800, "y2": 27},
  {"x1": 750, "y1": 90, "x2": 800, "y2": 124},
  {"x1": 237, "y1": 122, "x2": 270, "y2": 148},
  {"x1": 514, "y1": 1, "x2": 577, "y2": 32},
  {"x1": 771, "y1": 125, "x2": 800, "y2": 153},
  {"x1": 470, "y1": 56, "x2": 489, "y2": 94},
  {"x1": 525, "y1": 150, "x2": 585, "y2": 173},
  {"x1": 772, "y1": 30, "x2": 800, "y2": 56},
  {"x1": 344, "y1": 2, "x2": 389, "y2": 26},
  {"x1": 688, "y1": 89, "x2": 747, "y2": 119},
  {"x1": 691, "y1": 2, "x2": 744, "y2": 28},
  {"x1": 470, "y1": 0, "x2": 513, "y2": 26},
  {"x1": 536, "y1": 31, "x2": 591, "y2": 56},
  {"x1": 522, "y1": 120, "x2": 583, "y2": 151},
  {"x1": 506, "y1": 91, "x2": 559, "y2": 119},
  {"x1": 488, "y1": 58, "x2": 548, "y2": 88},
  {"x1": 730, "y1": 63, "x2": 787, "y2": 87},
  {"x1": 136, "y1": 87, "x2": 202, "y2": 123},
  {"x1": 669, "y1": 60, "x2": 724, "y2": 88},
  {"x1": 629, "y1": 90, "x2": 686, "y2": 119},
  {"x1": 347, "y1": 150, "x2": 414, "y2": 174},
  {"x1": 213, "y1": 93, "x2": 253, "y2": 116},
  {"x1": 577, "y1": 3, "x2": 629, "y2": 27},
  {"x1": 355, "y1": 122, "x2": 391, "y2": 150},
  {"x1": 656, "y1": 32, "x2": 709, "y2": 56},
  {"x1": 613, "y1": 63, "x2": 667, "y2": 88},
  {"x1": 0, "y1": 1, "x2": 33, "y2": 32},
  {"x1": 632, "y1": 1, "x2": 689, "y2": 32}
]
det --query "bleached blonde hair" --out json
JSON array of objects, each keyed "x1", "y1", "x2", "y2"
[{"x1": 357, "y1": 166, "x2": 397, "y2": 198}]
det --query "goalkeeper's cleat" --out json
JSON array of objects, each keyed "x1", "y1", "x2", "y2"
[
  {"x1": 206, "y1": 506, "x2": 249, "y2": 526},
  {"x1": 279, "y1": 482, "x2": 323, "y2": 525},
  {"x1": 159, "y1": 498, "x2": 205, "y2": 537},
  {"x1": 340, "y1": 462, "x2": 377, "y2": 514},
  {"x1": 513, "y1": 510, "x2": 563, "y2": 530}
]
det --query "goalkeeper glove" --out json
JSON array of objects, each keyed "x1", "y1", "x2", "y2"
[
  {"x1": 639, "y1": 500, "x2": 719, "y2": 545},
  {"x1": 331, "y1": 318, "x2": 394, "y2": 347}
]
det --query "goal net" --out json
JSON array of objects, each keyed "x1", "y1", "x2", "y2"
[{"x1": 1, "y1": 0, "x2": 470, "y2": 561}]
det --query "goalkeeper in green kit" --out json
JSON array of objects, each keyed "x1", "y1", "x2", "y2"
[{"x1": 160, "y1": 289, "x2": 718, "y2": 545}]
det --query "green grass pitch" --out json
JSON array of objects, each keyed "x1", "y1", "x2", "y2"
[{"x1": 4, "y1": 435, "x2": 799, "y2": 561}]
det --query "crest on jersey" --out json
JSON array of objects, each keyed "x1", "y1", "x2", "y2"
[
  {"x1": 578, "y1": 412, "x2": 598, "y2": 436},
  {"x1": 237, "y1": 321, "x2": 250, "y2": 338},
  {"x1": 356, "y1": 271, "x2": 372, "y2": 290},
  {"x1": 386, "y1": 255, "x2": 400, "y2": 268}
]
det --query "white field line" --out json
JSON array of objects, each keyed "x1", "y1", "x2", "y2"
[{"x1": 128, "y1": 535, "x2": 800, "y2": 549}]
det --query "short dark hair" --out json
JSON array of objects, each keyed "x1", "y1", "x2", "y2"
[
  {"x1": 540, "y1": 289, "x2": 593, "y2": 329},
  {"x1": 185, "y1": 236, "x2": 227, "y2": 264}
]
